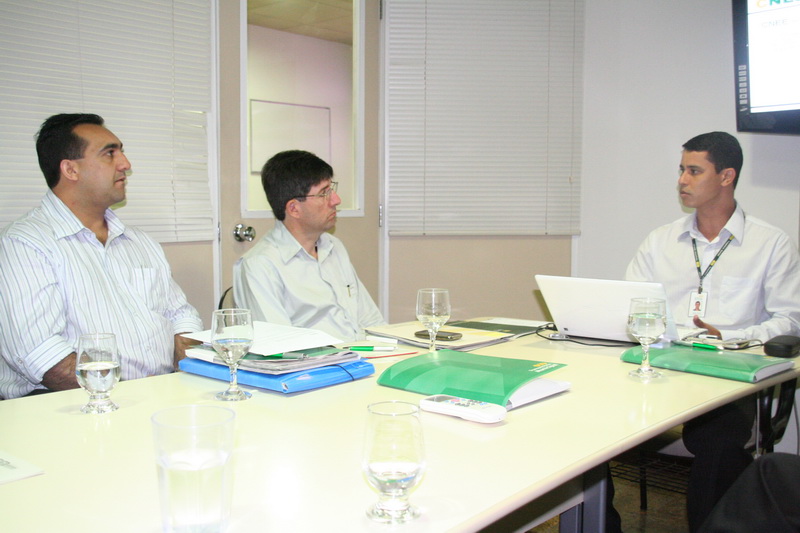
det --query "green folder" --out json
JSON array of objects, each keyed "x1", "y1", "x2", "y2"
[
  {"x1": 621, "y1": 345, "x2": 795, "y2": 383},
  {"x1": 377, "y1": 349, "x2": 568, "y2": 408}
]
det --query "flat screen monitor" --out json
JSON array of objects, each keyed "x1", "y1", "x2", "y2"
[{"x1": 733, "y1": 0, "x2": 800, "y2": 135}]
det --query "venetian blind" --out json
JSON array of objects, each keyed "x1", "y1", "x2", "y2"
[
  {"x1": 384, "y1": 0, "x2": 583, "y2": 235},
  {"x1": 0, "y1": 0, "x2": 214, "y2": 242}
]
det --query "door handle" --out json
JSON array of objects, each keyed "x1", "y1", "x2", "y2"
[{"x1": 233, "y1": 223, "x2": 256, "y2": 242}]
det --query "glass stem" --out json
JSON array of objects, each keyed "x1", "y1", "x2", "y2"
[
  {"x1": 229, "y1": 363, "x2": 240, "y2": 392},
  {"x1": 641, "y1": 344, "x2": 652, "y2": 372},
  {"x1": 428, "y1": 329, "x2": 436, "y2": 352}
]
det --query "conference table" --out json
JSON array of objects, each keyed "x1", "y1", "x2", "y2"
[{"x1": 1, "y1": 325, "x2": 797, "y2": 533}]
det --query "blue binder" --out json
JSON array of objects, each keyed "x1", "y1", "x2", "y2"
[{"x1": 178, "y1": 357, "x2": 375, "y2": 394}]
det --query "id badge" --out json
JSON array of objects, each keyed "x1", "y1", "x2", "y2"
[{"x1": 689, "y1": 291, "x2": 708, "y2": 318}]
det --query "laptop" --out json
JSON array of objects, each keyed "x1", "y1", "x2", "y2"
[{"x1": 534, "y1": 275, "x2": 705, "y2": 343}]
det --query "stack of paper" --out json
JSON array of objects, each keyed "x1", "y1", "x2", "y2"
[{"x1": 183, "y1": 322, "x2": 354, "y2": 375}]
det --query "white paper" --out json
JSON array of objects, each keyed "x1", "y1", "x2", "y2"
[
  {"x1": 183, "y1": 321, "x2": 342, "y2": 356},
  {"x1": 0, "y1": 451, "x2": 44, "y2": 485}
]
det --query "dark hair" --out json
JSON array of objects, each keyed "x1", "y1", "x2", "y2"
[
  {"x1": 260, "y1": 150, "x2": 333, "y2": 220},
  {"x1": 682, "y1": 131, "x2": 743, "y2": 188},
  {"x1": 35, "y1": 113, "x2": 105, "y2": 189}
]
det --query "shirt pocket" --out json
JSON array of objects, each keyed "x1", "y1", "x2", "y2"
[
  {"x1": 129, "y1": 267, "x2": 167, "y2": 311},
  {"x1": 719, "y1": 276, "x2": 761, "y2": 322}
]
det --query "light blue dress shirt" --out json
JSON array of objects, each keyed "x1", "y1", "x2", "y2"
[{"x1": 233, "y1": 221, "x2": 385, "y2": 342}]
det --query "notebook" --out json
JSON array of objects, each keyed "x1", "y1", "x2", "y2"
[
  {"x1": 377, "y1": 350, "x2": 570, "y2": 409},
  {"x1": 534, "y1": 275, "x2": 705, "y2": 343}
]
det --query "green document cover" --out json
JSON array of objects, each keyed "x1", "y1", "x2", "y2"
[
  {"x1": 621, "y1": 345, "x2": 795, "y2": 383},
  {"x1": 377, "y1": 349, "x2": 567, "y2": 407}
]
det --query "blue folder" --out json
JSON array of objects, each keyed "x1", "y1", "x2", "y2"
[{"x1": 178, "y1": 357, "x2": 375, "y2": 394}]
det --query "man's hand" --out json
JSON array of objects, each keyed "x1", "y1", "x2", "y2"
[
  {"x1": 41, "y1": 353, "x2": 80, "y2": 391},
  {"x1": 693, "y1": 315, "x2": 722, "y2": 339},
  {"x1": 173, "y1": 333, "x2": 201, "y2": 370}
]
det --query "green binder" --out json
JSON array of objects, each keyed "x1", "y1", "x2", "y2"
[
  {"x1": 377, "y1": 349, "x2": 568, "y2": 408},
  {"x1": 621, "y1": 345, "x2": 795, "y2": 383}
]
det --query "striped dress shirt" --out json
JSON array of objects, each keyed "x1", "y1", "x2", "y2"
[{"x1": 0, "y1": 191, "x2": 203, "y2": 399}]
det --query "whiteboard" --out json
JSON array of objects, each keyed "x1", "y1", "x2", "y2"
[{"x1": 249, "y1": 100, "x2": 332, "y2": 211}]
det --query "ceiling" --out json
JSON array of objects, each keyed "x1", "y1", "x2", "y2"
[{"x1": 247, "y1": 0, "x2": 353, "y2": 45}]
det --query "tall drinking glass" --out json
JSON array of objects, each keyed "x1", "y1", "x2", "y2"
[
  {"x1": 627, "y1": 297, "x2": 666, "y2": 380},
  {"x1": 211, "y1": 308, "x2": 253, "y2": 401},
  {"x1": 416, "y1": 288, "x2": 451, "y2": 353},
  {"x1": 152, "y1": 405, "x2": 236, "y2": 533},
  {"x1": 362, "y1": 401, "x2": 426, "y2": 524},
  {"x1": 75, "y1": 333, "x2": 121, "y2": 413}
]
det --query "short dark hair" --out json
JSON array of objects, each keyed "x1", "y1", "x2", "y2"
[
  {"x1": 260, "y1": 150, "x2": 333, "y2": 220},
  {"x1": 682, "y1": 131, "x2": 743, "y2": 188},
  {"x1": 35, "y1": 113, "x2": 105, "y2": 189}
]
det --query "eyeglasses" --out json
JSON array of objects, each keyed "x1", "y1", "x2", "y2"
[{"x1": 298, "y1": 181, "x2": 338, "y2": 200}]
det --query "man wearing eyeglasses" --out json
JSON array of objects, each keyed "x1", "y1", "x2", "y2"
[{"x1": 233, "y1": 150, "x2": 385, "y2": 341}]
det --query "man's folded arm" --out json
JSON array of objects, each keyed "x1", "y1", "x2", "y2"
[{"x1": 41, "y1": 353, "x2": 79, "y2": 391}]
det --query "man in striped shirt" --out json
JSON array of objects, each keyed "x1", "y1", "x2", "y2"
[{"x1": 0, "y1": 113, "x2": 203, "y2": 399}]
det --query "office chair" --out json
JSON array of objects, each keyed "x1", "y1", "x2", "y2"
[
  {"x1": 218, "y1": 287, "x2": 235, "y2": 310},
  {"x1": 622, "y1": 379, "x2": 797, "y2": 511}
]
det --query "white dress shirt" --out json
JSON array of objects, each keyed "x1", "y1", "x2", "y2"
[
  {"x1": 625, "y1": 204, "x2": 800, "y2": 342},
  {"x1": 233, "y1": 221, "x2": 385, "y2": 341},
  {"x1": 0, "y1": 191, "x2": 203, "y2": 399}
]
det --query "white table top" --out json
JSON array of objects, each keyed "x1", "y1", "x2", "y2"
[{"x1": 1, "y1": 334, "x2": 795, "y2": 533}]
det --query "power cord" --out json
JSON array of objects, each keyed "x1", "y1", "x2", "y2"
[{"x1": 534, "y1": 324, "x2": 634, "y2": 348}]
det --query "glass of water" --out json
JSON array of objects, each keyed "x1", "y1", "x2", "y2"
[
  {"x1": 416, "y1": 288, "x2": 451, "y2": 353},
  {"x1": 627, "y1": 297, "x2": 666, "y2": 380},
  {"x1": 362, "y1": 401, "x2": 426, "y2": 524},
  {"x1": 152, "y1": 405, "x2": 236, "y2": 533},
  {"x1": 75, "y1": 333, "x2": 121, "y2": 414},
  {"x1": 210, "y1": 308, "x2": 253, "y2": 401}
]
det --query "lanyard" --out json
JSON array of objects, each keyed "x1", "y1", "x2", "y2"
[{"x1": 692, "y1": 234, "x2": 734, "y2": 293}]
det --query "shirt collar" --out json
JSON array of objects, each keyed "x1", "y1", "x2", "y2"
[
  {"x1": 42, "y1": 190, "x2": 127, "y2": 242},
  {"x1": 274, "y1": 220, "x2": 333, "y2": 263},
  {"x1": 681, "y1": 203, "x2": 745, "y2": 245}
]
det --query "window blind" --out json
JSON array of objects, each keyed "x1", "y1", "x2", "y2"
[
  {"x1": 384, "y1": 0, "x2": 583, "y2": 235},
  {"x1": 0, "y1": 0, "x2": 215, "y2": 242}
]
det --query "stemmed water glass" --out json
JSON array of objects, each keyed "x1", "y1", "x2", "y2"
[
  {"x1": 416, "y1": 288, "x2": 451, "y2": 353},
  {"x1": 627, "y1": 297, "x2": 666, "y2": 380},
  {"x1": 211, "y1": 308, "x2": 254, "y2": 401},
  {"x1": 362, "y1": 401, "x2": 426, "y2": 524},
  {"x1": 75, "y1": 333, "x2": 121, "y2": 414}
]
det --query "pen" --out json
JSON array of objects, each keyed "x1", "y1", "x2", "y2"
[
  {"x1": 345, "y1": 346, "x2": 396, "y2": 352},
  {"x1": 691, "y1": 342, "x2": 722, "y2": 351}
]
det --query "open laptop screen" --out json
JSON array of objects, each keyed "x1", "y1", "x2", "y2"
[{"x1": 534, "y1": 275, "x2": 702, "y2": 343}]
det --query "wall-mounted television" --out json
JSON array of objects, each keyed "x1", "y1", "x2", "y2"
[{"x1": 733, "y1": 0, "x2": 800, "y2": 135}]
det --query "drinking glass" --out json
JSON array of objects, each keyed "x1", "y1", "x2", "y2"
[
  {"x1": 75, "y1": 333, "x2": 121, "y2": 414},
  {"x1": 416, "y1": 288, "x2": 451, "y2": 353},
  {"x1": 211, "y1": 308, "x2": 253, "y2": 401},
  {"x1": 362, "y1": 401, "x2": 426, "y2": 524},
  {"x1": 627, "y1": 297, "x2": 666, "y2": 380},
  {"x1": 152, "y1": 405, "x2": 236, "y2": 533}
]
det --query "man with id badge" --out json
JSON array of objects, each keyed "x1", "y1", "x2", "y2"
[{"x1": 624, "y1": 131, "x2": 800, "y2": 532}]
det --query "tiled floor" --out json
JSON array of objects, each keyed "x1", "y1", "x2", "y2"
[{"x1": 529, "y1": 460, "x2": 690, "y2": 533}]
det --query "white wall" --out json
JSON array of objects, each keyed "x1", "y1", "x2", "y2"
[{"x1": 577, "y1": 0, "x2": 800, "y2": 281}]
